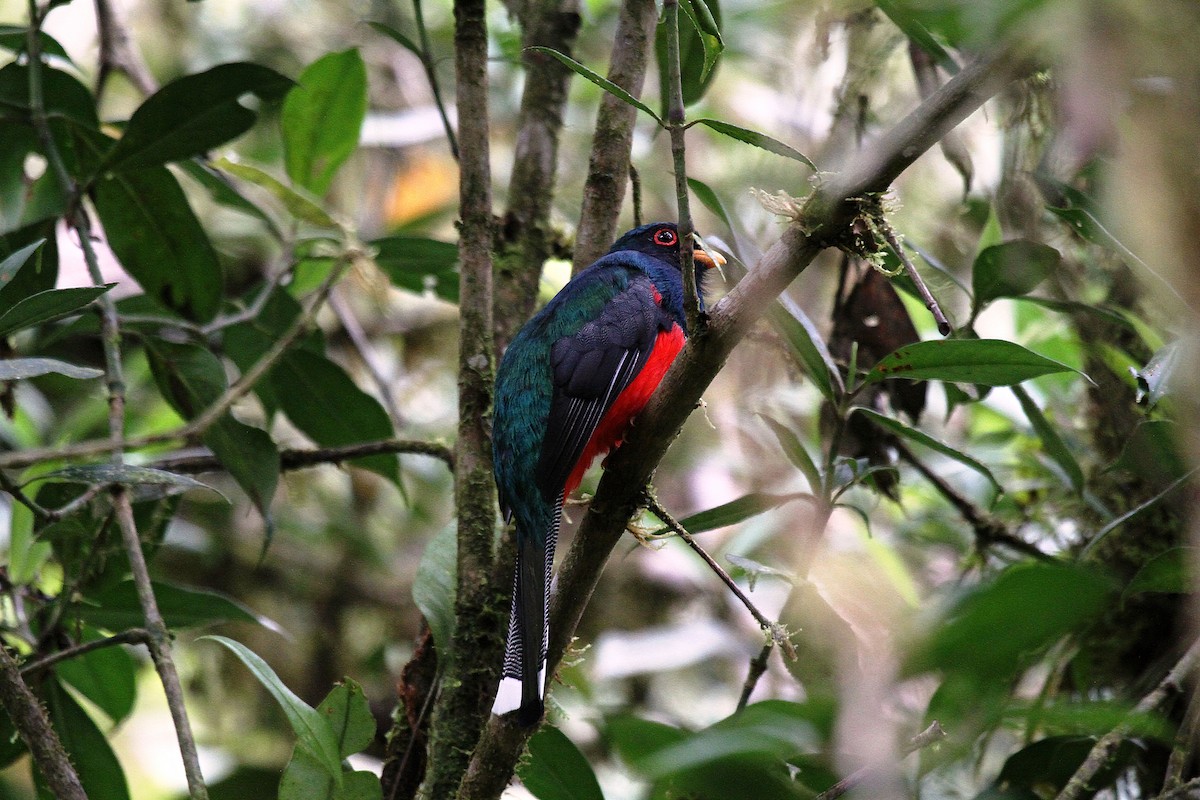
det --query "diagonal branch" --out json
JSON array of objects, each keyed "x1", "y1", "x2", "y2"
[{"x1": 460, "y1": 46, "x2": 1030, "y2": 799}]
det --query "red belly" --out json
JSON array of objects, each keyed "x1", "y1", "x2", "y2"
[{"x1": 563, "y1": 325, "x2": 686, "y2": 496}]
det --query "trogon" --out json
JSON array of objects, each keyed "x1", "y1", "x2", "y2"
[{"x1": 491, "y1": 221, "x2": 723, "y2": 726}]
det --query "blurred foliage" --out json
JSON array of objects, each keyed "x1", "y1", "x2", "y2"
[{"x1": 0, "y1": 0, "x2": 1196, "y2": 799}]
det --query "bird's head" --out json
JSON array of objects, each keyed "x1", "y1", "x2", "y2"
[{"x1": 607, "y1": 222, "x2": 726, "y2": 276}]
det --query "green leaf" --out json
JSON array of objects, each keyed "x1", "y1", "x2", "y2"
[
  {"x1": 528, "y1": 46, "x2": 662, "y2": 124},
  {"x1": 271, "y1": 350, "x2": 398, "y2": 484},
  {"x1": 725, "y1": 554, "x2": 795, "y2": 590},
  {"x1": 0, "y1": 62, "x2": 99, "y2": 129},
  {"x1": 656, "y1": 0, "x2": 722, "y2": 113},
  {"x1": 519, "y1": 725, "x2": 605, "y2": 800},
  {"x1": 1124, "y1": 547, "x2": 1192, "y2": 598},
  {"x1": 971, "y1": 240, "x2": 1061, "y2": 311},
  {"x1": 145, "y1": 339, "x2": 281, "y2": 515},
  {"x1": 0, "y1": 284, "x2": 114, "y2": 337},
  {"x1": 204, "y1": 636, "x2": 344, "y2": 788},
  {"x1": 766, "y1": 295, "x2": 843, "y2": 403},
  {"x1": 0, "y1": 239, "x2": 45, "y2": 295},
  {"x1": 39, "y1": 464, "x2": 219, "y2": 495},
  {"x1": 79, "y1": 580, "x2": 279, "y2": 631},
  {"x1": 282, "y1": 49, "x2": 368, "y2": 195},
  {"x1": 863, "y1": 339, "x2": 1082, "y2": 386},
  {"x1": 851, "y1": 407, "x2": 1001, "y2": 493},
  {"x1": 371, "y1": 235, "x2": 459, "y2": 303},
  {"x1": 906, "y1": 563, "x2": 1114, "y2": 681},
  {"x1": 1134, "y1": 341, "x2": 1179, "y2": 407},
  {"x1": 1110, "y1": 419, "x2": 1187, "y2": 484},
  {"x1": 995, "y1": 735, "x2": 1138, "y2": 797},
  {"x1": 687, "y1": 177, "x2": 733, "y2": 230},
  {"x1": 758, "y1": 414, "x2": 822, "y2": 493},
  {"x1": 677, "y1": 492, "x2": 814, "y2": 535},
  {"x1": 1012, "y1": 385, "x2": 1084, "y2": 493},
  {"x1": 317, "y1": 680, "x2": 377, "y2": 759},
  {"x1": 413, "y1": 522, "x2": 457, "y2": 655},
  {"x1": 874, "y1": 0, "x2": 960, "y2": 74},
  {"x1": 8, "y1": 503, "x2": 49, "y2": 585},
  {"x1": 40, "y1": 678, "x2": 130, "y2": 800},
  {"x1": 178, "y1": 158, "x2": 283, "y2": 240},
  {"x1": 0, "y1": 222, "x2": 59, "y2": 313},
  {"x1": 0, "y1": 357, "x2": 103, "y2": 381},
  {"x1": 213, "y1": 157, "x2": 337, "y2": 228},
  {"x1": 92, "y1": 164, "x2": 223, "y2": 323},
  {"x1": 279, "y1": 752, "x2": 380, "y2": 800},
  {"x1": 692, "y1": 119, "x2": 815, "y2": 169},
  {"x1": 104, "y1": 62, "x2": 293, "y2": 172},
  {"x1": 54, "y1": 640, "x2": 137, "y2": 725},
  {"x1": 0, "y1": 25, "x2": 72, "y2": 62}
]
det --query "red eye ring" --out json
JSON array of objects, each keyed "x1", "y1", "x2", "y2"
[{"x1": 653, "y1": 228, "x2": 678, "y2": 246}]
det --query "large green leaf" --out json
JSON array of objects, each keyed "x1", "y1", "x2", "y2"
[
  {"x1": 204, "y1": 636, "x2": 344, "y2": 787},
  {"x1": 412, "y1": 522, "x2": 456, "y2": 655},
  {"x1": 1124, "y1": 547, "x2": 1192, "y2": 598},
  {"x1": 54, "y1": 640, "x2": 137, "y2": 725},
  {"x1": 0, "y1": 25, "x2": 72, "y2": 62},
  {"x1": 104, "y1": 62, "x2": 293, "y2": 172},
  {"x1": 271, "y1": 349, "x2": 399, "y2": 484},
  {"x1": 0, "y1": 62, "x2": 98, "y2": 128},
  {"x1": 0, "y1": 284, "x2": 114, "y2": 337},
  {"x1": 971, "y1": 240, "x2": 1060, "y2": 312},
  {"x1": 852, "y1": 407, "x2": 1001, "y2": 493},
  {"x1": 40, "y1": 678, "x2": 130, "y2": 800},
  {"x1": 0, "y1": 239, "x2": 45, "y2": 295},
  {"x1": 759, "y1": 414, "x2": 822, "y2": 493},
  {"x1": 79, "y1": 580, "x2": 278, "y2": 631},
  {"x1": 92, "y1": 164, "x2": 223, "y2": 323},
  {"x1": 371, "y1": 235, "x2": 459, "y2": 303},
  {"x1": 863, "y1": 339, "x2": 1081, "y2": 387},
  {"x1": 282, "y1": 49, "x2": 368, "y2": 195},
  {"x1": 145, "y1": 339, "x2": 281, "y2": 514},
  {"x1": 0, "y1": 222, "x2": 59, "y2": 313},
  {"x1": 767, "y1": 294, "x2": 843, "y2": 403},
  {"x1": 677, "y1": 492, "x2": 814, "y2": 535},
  {"x1": 0, "y1": 357, "x2": 102, "y2": 381},
  {"x1": 527, "y1": 47, "x2": 662, "y2": 124},
  {"x1": 1012, "y1": 385, "x2": 1084, "y2": 493},
  {"x1": 178, "y1": 158, "x2": 283, "y2": 239},
  {"x1": 692, "y1": 119, "x2": 815, "y2": 169},
  {"x1": 279, "y1": 680, "x2": 382, "y2": 800},
  {"x1": 519, "y1": 725, "x2": 605, "y2": 800},
  {"x1": 906, "y1": 562, "x2": 1113, "y2": 681},
  {"x1": 874, "y1": 0, "x2": 960, "y2": 73},
  {"x1": 212, "y1": 157, "x2": 337, "y2": 228},
  {"x1": 656, "y1": 0, "x2": 723, "y2": 113}
]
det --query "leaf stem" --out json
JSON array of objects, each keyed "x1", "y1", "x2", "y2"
[{"x1": 662, "y1": 0, "x2": 701, "y2": 334}]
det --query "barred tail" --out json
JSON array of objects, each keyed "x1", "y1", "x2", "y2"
[{"x1": 492, "y1": 497, "x2": 562, "y2": 726}]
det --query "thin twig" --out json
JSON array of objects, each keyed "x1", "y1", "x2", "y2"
[
  {"x1": 328, "y1": 288, "x2": 406, "y2": 427},
  {"x1": 875, "y1": 218, "x2": 951, "y2": 336},
  {"x1": 0, "y1": 471, "x2": 51, "y2": 521},
  {"x1": 93, "y1": 0, "x2": 157, "y2": 100},
  {"x1": 1055, "y1": 636, "x2": 1200, "y2": 800},
  {"x1": 21, "y1": 629, "x2": 151, "y2": 675},
  {"x1": 0, "y1": 644, "x2": 87, "y2": 800},
  {"x1": 892, "y1": 440, "x2": 1050, "y2": 560},
  {"x1": 643, "y1": 493, "x2": 793, "y2": 657},
  {"x1": 737, "y1": 640, "x2": 773, "y2": 711},
  {"x1": 413, "y1": 0, "x2": 459, "y2": 159},
  {"x1": 814, "y1": 720, "x2": 947, "y2": 800},
  {"x1": 25, "y1": 9, "x2": 207, "y2": 796},
  {"x1": 662, "y1": 0, "x2": 700, "y2": 334},
  {"x1": 150, "y1": 438, "x2": 454, "y2": 474}
]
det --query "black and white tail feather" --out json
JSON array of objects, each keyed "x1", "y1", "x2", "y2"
[{"x1": 492, "y1": 497, "x2": 562, "y2": 726}]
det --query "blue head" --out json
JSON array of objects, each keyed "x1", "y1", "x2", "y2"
[{"x1": 601, "y1": 222, "x2": 722, "y2": 331}]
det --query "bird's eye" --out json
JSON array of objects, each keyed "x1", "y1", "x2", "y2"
[{"x1": 653, "y1": 228, "x2": 678, "y2": 246}]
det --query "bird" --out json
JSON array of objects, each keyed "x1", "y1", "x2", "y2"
[{"x1": 491, "y1": 221, "x2": 723, "y2": 726}]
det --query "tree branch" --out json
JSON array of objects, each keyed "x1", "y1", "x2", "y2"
[
  {"x1": 572, "y1": 0, "x2": 658, "y2": 272},
  {"x1": 459, "y1": 46, "x2": 1029, "y2": 798},
  {"x1": 418, "y1": 0, "x2": 502, "y2": 796},
  {"x1": 150, "y1": 438, "x2": 454, "y2": 475},
  {"x1": 21, "y1": 629, "x2": 151, "y2": 676},
  {"x1": 1055, "y1": 636, "x2": 1200, "y2": 800},
  {"x1": 0, "y1": 644, "x2": 86, "y2": 800}
]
